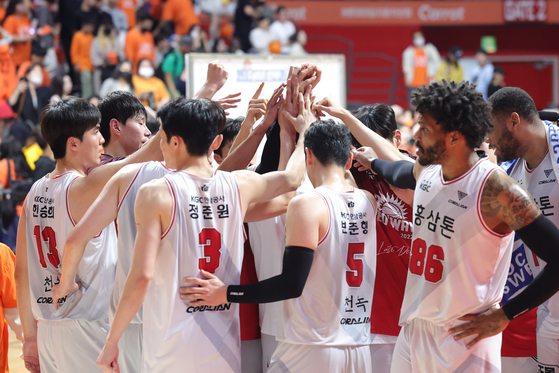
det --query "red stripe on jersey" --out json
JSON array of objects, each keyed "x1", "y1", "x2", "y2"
[
  {"x1": 240, "y1": 223, "x2": 261, "y2": 341},
  {"x1": 118, "y1": 163, "x2": 146, "y2": 211}
]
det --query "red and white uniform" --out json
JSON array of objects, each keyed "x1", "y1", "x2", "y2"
[
  {"x1": 142, "y1": 170, "x2": 244, "y2": 373},
  {"x1": 393, "y1": 158, "x2": 514, "y2": 373},
  {"x1": 26, "y1": 172, "x2": 117, "y2": 373}
]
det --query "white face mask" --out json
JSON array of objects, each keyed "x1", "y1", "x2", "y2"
[
  {"x1": 29, "y1": 74, "x2": 43, "y2": 86},
  {"x1": 190, "y1": 29, "x2": 200, "y2": 39},
  {"x1": 413, "y1": 37, "x2": 425, "y2": 47},
  {"x1": 138, "y1": 66, "x2": 154, "y2": 78}
]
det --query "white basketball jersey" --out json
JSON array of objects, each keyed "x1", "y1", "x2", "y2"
[
  {"x1": 276, "y1": 186, "x2": 377, "y2": 346},
  {"x1": 141, "y1": 170, "x2": 244, "y2": 373},
  {"x1": 26, "y1": 172, "x2": 117, "y2": 321},
  {"x1": 111, "y1": 161, "x2": 171, "y2": 324},
  {"x1": 400, "y1": 158, "x2": 514, "y2": 327},
  {"x1": 507, "y1": 150, "x2": 559, "y2": 338}
]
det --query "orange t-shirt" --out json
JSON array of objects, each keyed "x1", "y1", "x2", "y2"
[
  {"x1": 161, "y1": 0, "x2": 199, "y2": 35},
  {"x1": 125, "y1": 28, "x2": 155, "y2": 72},
  {"x1": 17, "y1": 61, "x2": 51, "y2": 87},
  {"x1": 0, "y1": 45, "x2": 16, "y2": 102},
  {"x1": 70, "y1": 31, "x2": 94, "y2": 72},
  {"x1": 118, "y1": 0, "x2": 137, "y2": 28},
  {"x1": 411, "y1": 47, "x2": 428, "y2": 88},
  {"x1": 0, "y1": 243, "x2": 17, "y2": 373},
  {"x1": 3, "y1": 14, "x2": 31, "y2": 66}
]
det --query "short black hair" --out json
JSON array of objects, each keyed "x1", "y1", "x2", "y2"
[
  {"x1": 304, "y1": 119, "x2": 351, "y2": 167},
  {"x1": 31, "y1": 43, "x2": 47, "y2": 57},
  {"x1": 476, "y1": 48, "x2": 488, "y2": 56},
  {"x1": 98, "y1": 91, "x2": 147, "y2": 144},
  {"x1": 488, "y1": 87, "x2": 539, "y2": 124},
  {"x1": 40, "y1": 97, "x2": 101, "y2": 159},
  {"x1": 411, "y1": 80, "x2": 492, "y2": 149},
  {"x1": 276, "y1": 5, "x2": 286, "y2": 13},
  {"x1": 215, "y1": 117, "x2": 243, "y2": 157},
  {"x1": 136, "y1": 8, "x2": 152, "y2": 23},
  {"x1": 161, "y1": 98, "x2": 226, "y2": 156},
  {"x1": 351, "y1": 104, "x2": 397, "y2": 147},
  {"x1": 146, "y1": 118, "x2": 160, "y2": 136}
]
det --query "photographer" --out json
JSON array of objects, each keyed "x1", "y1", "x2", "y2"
[{"x1": 8, "y1": 64, "x2": 53, "y2": 126}]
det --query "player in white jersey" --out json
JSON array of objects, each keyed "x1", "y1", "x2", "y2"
[
  {"x1": 95, "y1": 92, "x2": 312, "y2": 373},
  {"x1": 487, "y1": 87, "x2": 559, "y2": 372},
  {"x1": 352, "y1": 80, "x2": 559, "y2": 372},
  {"x1": 13, "y1": 97, "x2": 166, "y2": 373},
  {"x1": 182, "y1": 120, "x2": 378, "y2": 373}
]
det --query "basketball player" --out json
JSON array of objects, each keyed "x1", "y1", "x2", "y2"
[
  {"x1": 485, "y1": 87, "x2": 559, "y2": 372},
  {"x1": 351, "y1": 80, "x2": 559, "y2": 372},
  {"x1": 95, "y1": 94, "x2": 311, "y2": 373},
  {"x1": 14, "y1": 97, "x2": 167, "y2": 373},
  {"x1": 181, "y1": 119, "x2": 377, "y2": 373}
]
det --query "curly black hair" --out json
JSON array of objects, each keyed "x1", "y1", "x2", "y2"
[{"x1": 411, "y1": 80, "x2": 492, "y2": 149}]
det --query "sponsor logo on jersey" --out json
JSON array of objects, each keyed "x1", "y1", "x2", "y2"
[
  {"x1": 340, "y1": 317, "x2": 370, "y2": 325},
  {"x1": 447, "y1": 198, "x2": 468, "y2": 209},
  {"x1": 538, "y1": 169, "x2": 556, "y2": 184},
  {"x1": 201, "y1": 184, "x2": 209, "y2": 192},
  {"x1": 36, "y1": 296, "x2": 66, "y2": 304},
  {"x1": 458, "y1": 190, "x2": 468, "y2": 201},
  {"x1": 544, "y1": 169, "x2": 553, "y2": 178},
  {"x1": 186, "y1": 303, "x2": 232, "y2": 314},
  {"x1": 348, "y1": 201, "x2": 355, "y2": 208},
  {"x1": 419, "y1": 180, "x2": 431, "y2": 192},
  {"x1": 375, "y1": 193, "x2": 413, "y2": 235}
]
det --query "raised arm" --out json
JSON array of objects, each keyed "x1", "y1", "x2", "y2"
[
  {"x1": 192, "y1": 61, "x2": 229, "y2": 100},
  {"x1": 228, "y1": 82, "x2": 266, "y2": 154}
]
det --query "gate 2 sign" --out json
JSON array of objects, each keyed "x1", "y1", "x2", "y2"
[{"x1": 504, "y1": 0, "x2": 548, "y2": 22}]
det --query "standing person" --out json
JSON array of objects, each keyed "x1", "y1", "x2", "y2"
[
  {"x1": 8, "y1": 64, "x2": 53, "y2": 126},
  {"x1": 2, "y1": 0, "x2": 32, "y2": 68},
  {"x1": 124, "y1": 9, "x2": 155, "y2": 73},
  {"x1": 160, "y1": 35, "x2": 192, "y2": 98},
  {"x1": 269, "y1": 6, "x2": 295, "y2": 53},
  {"x1": 402, "y1": 31, "x2": 440, "y2": 109},
  {"x1": 435, "y1": 46, "x2": 464, "y2": 83},
  {"x1": 487, "y1": 87, "x2": 559, "y2": 373},
  {"x1": 470, "y1": 49, "x2": 494, "y2": 100},
  {"x1": 90, "y1": 15, "x2": 123, "y2": 95},
  {"x1": 95, "y1": 90, "x2": 308, "y2": 373},
  {"x1": 70, "y1": 19, "x2": 95, "y2": 99},
  {"x1": 249, "y1": 16, "x2": 271, "y2": 54},
  {"x1": 17, "y1": 44, "x2": 51, "y2": 88},
  {"x1": 101, "y1": 0, "x2": 129, "y2": 39},
  {"x1": 14, "y1": 96, "x2": 164, "y2": 373},
  {"x1": 99, "y1": 60, "x2": 134, "y2": 98},
  {"x1": 351, "y1": 80, "x2": 559, "y2": 372},
  {"x1": 156, "y1": 0, "x2": 199, "y2": 36},
  {"x1": 487, "y1": 66, "x2": 506, "y2": 98},
  {"x1": 234, "y1": 0, "x2": 257, "y2": 53}
]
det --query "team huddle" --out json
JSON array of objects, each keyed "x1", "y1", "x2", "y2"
[{"x1": 13, "y1": 61, "x2": 559, "y2": 373}]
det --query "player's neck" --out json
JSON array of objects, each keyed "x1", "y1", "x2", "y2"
[
  {"x1": 103, "y1": 141, "x2": 128, "y2": 158},
  {"x1": 522, "y1": 121, "x2": 548, "y2": 170},
  {"x1": 51, "y1": 157, "x2": 87, "y2": 177},
  {"x1": 167, "y1": 154, "x2": 215, "y2": 178},
  {"x1": 309, "y1": 166, "x2": 352, "y2": 191},
  {"x1": 440, "y1": 149, "x2": 480, "y2": 182}
]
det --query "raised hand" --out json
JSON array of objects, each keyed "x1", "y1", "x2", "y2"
[
  {"x1": 260, "y1": 83, "x2": 286, "y2": 130},
  {"x1": 205, "y1": 60, "x2": 229, "y2": 92},
  {"x1": 179, "y1": 270, "x2": 228, "y2": 306},
  {"x1": 281, "y1": 85, "x2": 318, "y2": 134},
  {"x1": 216, "y1": 92, "x2": 241, "y2": 115},
  {"x1": 314, "y1": 97, "x2": 347, "y2": 119},
  {"x1": 246, "y1": 82, "x2": 267, "y2": 122}
]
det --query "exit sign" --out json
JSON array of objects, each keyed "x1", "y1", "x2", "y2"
[{"x1": 504, "y1": 0, "x2": 548, "y2": 22}]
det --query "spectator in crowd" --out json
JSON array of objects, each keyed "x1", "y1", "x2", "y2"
[
  {"x1": 269, "y1": 6, "x2": 295, "y2": 53},
  {"x1": 70, "y1": 18, "x2": 95, "y2": 99},
  {"x1": 212, "y1": 37, "x2": 229, "y2": 53},
  {"x1": 0, "y1": 242, "x2": 23, "y2": 372},
  {"x1": 470, "y1": 48, "x2": 494, "y2": 100},
  {"x1": 160, "y1": 35, "x2": 192, "y2": 98},
  {"x1": 0, "y1": 102, "x2": 15, "y2": 140},
  {"x1": 488, "y1": 65, "x2": 506, "y2": 98},
  {"x1": 99, "y1": 59, "x2": 134, "y2": 97},
  {"x1": 21, "y1": 128, "x2": 43, "y2": 170},
  {"x1": 118, "y1": 0, "x2": 137, "y2": 29},
  {"x1": 76, "y1": 0, "x2": 106, "y2": 35},
  {"x1": 34, "y1": 0, "x2": 57, "y2": 51},
  {"x1": 32, "y1": 132, "x2": 55, "y2": 181},
  {"x1": 50, "y1": 74, "x2": 73, "y2": 102},
  {"x1": 229, "y1": 37, "x2": 244, "y2": 55},
  {"x1": 234, "y1": 0, "x2": 257, "y2": 53},
  {"x1": 288, "y1": 29, "x2": 307, "y2": 56},
  {"x1": 189, "y1": 24, "x2": 211, "y2": 53},
  {"x1": 156, "y1": 0, "x2": 199, "y2": 36},
  {"x1": 402, "y1": 31, "x2": 440, "y2": 108},
  {"x1": 154, "y1": 32, "x2": 171, "y2": 68},
  {"x1": 125, "y1": 9, "x2": 155, "y2": 72},
  {"x1": 2, "y1": 0, "x2": 33, "y2": 67},
  {"x1": 249, "y1": 16, "x2": 271, "y2": 54},
  {"x1": 89, "y1": 94, "x2": 101, "y2": 106},
  {"x1": 17, "y1": 43, "x2": 51, "y2": 88},
  {"x1": 8, "y1": 64, "x2": 53, "y2": 126},
  {"x1": 91, "y1": 15, "x2": 124, "y2": 94},
  {"x1": 101, "y1": 0, "x2": 129, "y2": 37},
  {"x1": 0, "y1": 42, "x2": 16, "y2": 102},
  {"x1": 436, "y1": 46, "x2": 464, "y2": 83},
  {"x1": 132, "y1": 58, "x2": 169, "y2": 109}
]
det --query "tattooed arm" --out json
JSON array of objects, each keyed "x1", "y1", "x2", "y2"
[{"x1": 450, "y1": 169, "x2": 559, "y2": 348}]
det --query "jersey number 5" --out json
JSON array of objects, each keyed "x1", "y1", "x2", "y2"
[
  {"x1": 409, "y1": 238, "x2": 444, "y2": 283},
  {"x1": 198, "y1": 228, "x2": 221, "y2": 273},
  {"x1": 346, "y1": 242, "x2": 364, "y2": 287},
  {"x1": 33, "y1": 226, "x2": 60, "y2": 269}
]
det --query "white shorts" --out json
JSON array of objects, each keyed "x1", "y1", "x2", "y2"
[
  {"x1": 38, "y1": 318, "x2": 109, "y2": 373},
  {"x1": 262, "y1": 333, "x2": 279, "y2": 372},
  {"x1": 391, "y1": 318, "x2": 502, "y2": 373},
  {"x1": 268, "y1": 341, "x2": 372, "y2": 373},
  {"x1": 537, "y1": 335, "x2": 559, "y2": 372},
  {"x1": 370, "y1": 342, "x2": 396, "y2": 373},
  {"x1": 501, "y1": 357, "x2": 538, "y2": 373},
  {"x1": 118, "y1": 323, "x2": 142, "y2": 373},
  {"x1": 241, "y1": 339, "x2": 262, "y2": 373}
]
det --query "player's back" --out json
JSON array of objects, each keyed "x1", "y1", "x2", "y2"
[
  {"x1": 400, "y1": 158, "x2": 514, "y2": 327},
  {"x1": 26, "y1": 172, "x2": 117, "y2": 321},
  {"x1": 142, "y1": 169, "x2": 244, "y2": 373},
  {"x1": 277, "y1": 186, "x2": 376, "y2": 346}
]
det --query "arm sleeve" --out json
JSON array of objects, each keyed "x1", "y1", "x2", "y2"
[
  {"x1": 502, "y1": 214, "x2": 559, "y2": 320},
  {"x1": 255, "y1": 121, "x2": 281, "y2": 175},
  {"x1": 227, "y1": 246, "x2": 314, "y2": 304},
  {"x1": 370, "y1": 159, "x2": 416, "y2": 190}
]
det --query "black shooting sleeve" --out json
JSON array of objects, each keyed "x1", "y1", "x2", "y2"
[
  {"x1": 227, "y1": 246, "x2": 314, "y2": 303},
  {"x1": 502, "y1": 214, "x2": 559, "y2": 320},
  {"x1": 370, "y1": 159, "x2": 416, "y2": 190},
  {"x1": 255, "y1": 121, "x2": 281, "y2": 175}
]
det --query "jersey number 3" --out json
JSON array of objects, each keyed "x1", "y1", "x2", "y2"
[
  {"x1": 409, "y1": 238, "x2": 444, "y2": 283},
  {"x1": 198, "y1": 228, "x2": 221, "y2": 273},
  {"x1": 33, "y1": 226, "x2": 60, "y2": 268}
]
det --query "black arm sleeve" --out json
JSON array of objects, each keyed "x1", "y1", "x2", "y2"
[
  {"x1": 502, "y1": 214, "x2": 559, "y2": 320},
  {"x1": 370, "y1": 159, "x2": 416, "y2": 190},
  {"x1": 255, "y1": 121, "x2": 281, "y2": 175},
  {"x1": 227, "y1": 246, "x2": 314, "y2": 303}
]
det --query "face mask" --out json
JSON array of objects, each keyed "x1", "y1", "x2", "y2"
[
  {"x1": 138, "y1": 67, "x2": 154, "y2": 78},
  {"x1": 104, "y1": 27, "x2": 112, "y2": 35},
  {"x1": 119, "y1": 71, "x2": 132, "y2": 81},
  {"x1": 413, "y1": 37, "x2": 425, "y2": 47},
  {"x1": 29, "y1": 74, "x2": 43, "y2": 86}
]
